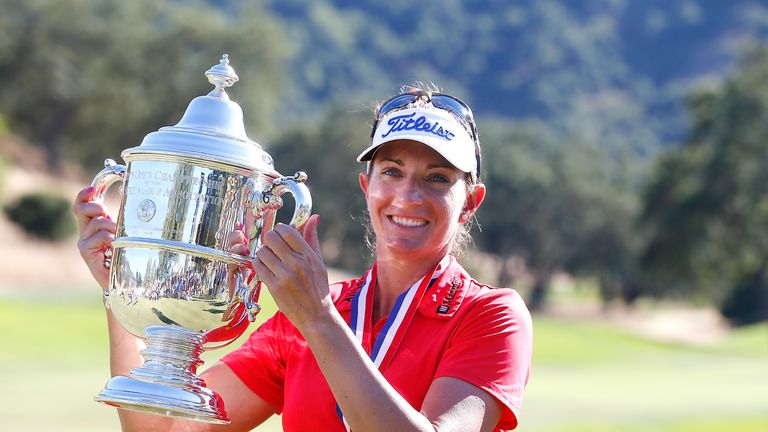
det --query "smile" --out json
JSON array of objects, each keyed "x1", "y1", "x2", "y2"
[{"x1": 390, "y1": 215, "x2": 428, "y2": 227}]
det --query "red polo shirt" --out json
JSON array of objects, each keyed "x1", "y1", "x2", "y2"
[{"x1": 221, "y1": 258, "x2": 532, "y2": 431}]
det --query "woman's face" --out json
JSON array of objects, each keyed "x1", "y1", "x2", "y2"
[{"x1": 359, "y1": 139, "x2": 484, "y2": 263}]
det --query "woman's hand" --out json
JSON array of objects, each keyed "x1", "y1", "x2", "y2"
[
  {"x1": 252, "y1": 214, "x2": 333, "y2": 330},
  {"x1": 72, "y1": 186, "x2": 116, "y2": 290}
]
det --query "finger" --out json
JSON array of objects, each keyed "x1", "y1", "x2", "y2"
[
  {"x1": 80, "y1": 217, "x2": 116, "y2": 241},
  {"x1": 263, "y1": 226, "x2": 305, "y2": 259},
  {"x1": 227, "y1": 242, "x2": 251, "y2": 277},
  {"x1": 251, "y1": 256, "x2": 275, "y2": 283},
  {"x1": 254, "y1": 241, "x2": 288, "y2": 275},
  {"x1": 77, "y1": 230, "x2": 115, "y2": 258},
  {"x1": 302, "y1": 215, "x2": 322, "y2": 255},
  {"x1": 227, "y1": 230, "x2": 248, "y2": 248},
  {"x1": 270, "y1": 223, "x2": 310, "y2": 255},
  {"x1": 74, "y1": 201, "x2": 110, "y2": 231},
  {"x1": 229, "y1": 243, "x2": 249, "y2": 257},
  {"x1": 72, "y1": 186, "x2": 96, "y2": 211},
  {"x1": 73, "y1": 187, "x2": 97, "y2": 224}
]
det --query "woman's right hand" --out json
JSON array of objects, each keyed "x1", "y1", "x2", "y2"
[{"x1": 72, "y1": 186, "x2": 116, "y2": 290}]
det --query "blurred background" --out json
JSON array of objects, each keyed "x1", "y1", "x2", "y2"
[{"x1": 0, "y1": 0, "x2": 766, "y2": 431}]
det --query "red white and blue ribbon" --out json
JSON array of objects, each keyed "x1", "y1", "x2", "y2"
[{"x1": 337, "y1": 256, "x2": 450, "y2": 431}]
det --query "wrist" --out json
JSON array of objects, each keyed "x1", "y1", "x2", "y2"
[{"x1": 295, "y1": 307, "x2": 346, "y2": 340}]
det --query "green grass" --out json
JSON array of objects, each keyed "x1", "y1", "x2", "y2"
[
  {"x1": 558, "y1": 417, "x2": 768, "y2": 432},
  {"x1": 1, "y1": 292, "x2": 766, "y2": 431},
  {"x1": 523, "y1": 316, "x2": 767, "y2": 431},
  {"x1": 0, "y1": 292, "x2": 282, "y2": 432}
]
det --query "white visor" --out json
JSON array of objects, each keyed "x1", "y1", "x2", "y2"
[{"x1": 357, "y1": 107, "x2": 477, "y2": 178}]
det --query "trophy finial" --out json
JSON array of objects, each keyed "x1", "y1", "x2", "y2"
[{"x1": 205, "y1": 54, "x2": 239, "y2": 98}]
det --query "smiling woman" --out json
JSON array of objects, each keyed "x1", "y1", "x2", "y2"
[
  {"x1": 358, "y1": 140, "x2": 483, "y2": 271},
  {"x1": 72, "y1": 84, "x2": 533, "y2": 432}
]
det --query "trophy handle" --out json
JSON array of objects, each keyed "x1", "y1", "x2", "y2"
[
  {"x1": 266, "y1": 171, "x2": 312, "y2": 230},
  {"x1": 246, "y1": 171, "x2": 312, "y2": 228},
  {"x1": 243, "y1": 172, "x2": 312, "y2": 321},
  {"x1": 90, "y1": 159, "x2": 127, "y2": 269},
  {"x1": 91, "y1": 159, "x2": 127, "y2": 203}
]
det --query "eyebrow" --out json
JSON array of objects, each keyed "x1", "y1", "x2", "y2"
[
  {"x1": 378, "y1": 157, "x2": 404, "y2": 166},
  {"x1": 378, "y1": 157, "x2": 454, "y2": 170}
]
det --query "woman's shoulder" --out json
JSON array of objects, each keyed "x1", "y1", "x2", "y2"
[
  {"x1": 449, "y1": 258, "x2": 528, "y2": 310},
  {"x1": 469, "y1": 278, "x2": 526, "y2": 304},
  {"x1": 462, "y1": 277, "x2": 532, "y2": 323}
]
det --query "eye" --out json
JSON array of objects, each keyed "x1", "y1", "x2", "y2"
[
  {"x1": 381, "y1": 167, "x2": 402, "y2": 177},
  {"x1": 427, "y1": 173, "x2": 450, "y2": 183}
]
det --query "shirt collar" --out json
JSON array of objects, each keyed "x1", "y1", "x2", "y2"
[
  {"x1": 417, "y1": 257, "x2": 470, "y2": 319},
  {"x1": 334, "y1": 257, "x2": 470, "y2": 319}
]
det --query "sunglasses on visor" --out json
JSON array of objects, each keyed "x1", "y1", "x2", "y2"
[{"x1": 371, "y1": 91, "x2": 482, "y2": 180}]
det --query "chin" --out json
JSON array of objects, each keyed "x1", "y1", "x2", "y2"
[{"x1": 382, "y1": 240, "x2": 445, "y2": 260}]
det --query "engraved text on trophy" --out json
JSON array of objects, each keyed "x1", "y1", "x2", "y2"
[{"x1": 120, "y1": 160, "x2": 245, "y2": 249}]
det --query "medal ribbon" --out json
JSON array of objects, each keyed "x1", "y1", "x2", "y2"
[{"x1": 337, "y1": 256, "x2": 450, "y2": 431}]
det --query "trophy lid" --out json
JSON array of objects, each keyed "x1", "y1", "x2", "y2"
[{"x1": 122, "y1": 54, "x2": 275, "y2": 171}]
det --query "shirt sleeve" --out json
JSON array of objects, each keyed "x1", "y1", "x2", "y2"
[
  {"x1": 434, "y1": 288, "x2": 532, "y2": 430},
  {"x1": 220, "y1": 312, "x2": 296, "y2": 413}
]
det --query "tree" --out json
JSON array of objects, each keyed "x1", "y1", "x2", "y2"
[
  {"x1": 474, "y1": 118, "x2": 641, "y2": 310},
  {"x1": 640, "y1": 46, "x2": 768, "y2": 324},
  {"x1": 267, "y1": 106, "x2": 373, "y2": 273},
  {"x1": 0, "y1": 0, "x2": 288, "y2": 170}
]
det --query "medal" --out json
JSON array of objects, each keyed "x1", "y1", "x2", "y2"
[{"x1": 338, "y1": 256, "x2": 450, "y2": 430}]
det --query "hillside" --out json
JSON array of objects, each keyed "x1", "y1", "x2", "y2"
[
  {"x1": 2, "y1": 0, "x2": 764, "y2": 322},
  {"x1": 260, "y1": 0, "x2": 768, "y2": 158}
]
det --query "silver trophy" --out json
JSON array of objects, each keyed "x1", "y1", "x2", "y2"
[{"x1": 88, "y1": 55, "x2": 311, "y2": 423}]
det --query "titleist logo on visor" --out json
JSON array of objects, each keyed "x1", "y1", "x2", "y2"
[{"x1": 380, "y1": 112, "x2": 456, "y2": 140}]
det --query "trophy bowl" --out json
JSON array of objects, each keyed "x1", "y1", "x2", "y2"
[{"x1": 89, "y1": 55, "x2": 311, "y2": 424}]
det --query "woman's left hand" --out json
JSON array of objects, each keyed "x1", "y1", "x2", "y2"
[{"x1": 252, "y1": 214, "x2": 334, "y2": 329}]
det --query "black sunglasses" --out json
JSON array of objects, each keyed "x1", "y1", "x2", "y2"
[{"x1": 371, "y1": 91, "x2": 482, "y2": 180}]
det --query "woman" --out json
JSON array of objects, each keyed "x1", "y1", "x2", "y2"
[{"x1": 73, "y1": 86, "x2": 533, "y2": 431}]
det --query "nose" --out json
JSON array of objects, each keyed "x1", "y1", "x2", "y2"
[{"x1": 394, "y1": 177, "x2": 423, "y2": 206}]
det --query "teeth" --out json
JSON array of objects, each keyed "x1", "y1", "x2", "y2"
[{"x1": 391, "y1": 216, "x2": 426, "y2": 227}]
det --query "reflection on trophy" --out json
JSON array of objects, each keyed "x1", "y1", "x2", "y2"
[{"x1": 89, "y1": 55, "x2": 311, "y2": 423}]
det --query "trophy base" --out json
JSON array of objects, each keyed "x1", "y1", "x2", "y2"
[
  {"x1": 95, "y1": 325, "x2": 229, "y2": 424},
  {"x1": 95, "y1": 375, "x2": 230, "y2": 424}
]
